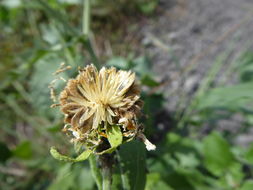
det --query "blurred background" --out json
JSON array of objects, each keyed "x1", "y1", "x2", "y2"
[{"x1": 1, "y1": 0, "x2": 253, "y2": 189}]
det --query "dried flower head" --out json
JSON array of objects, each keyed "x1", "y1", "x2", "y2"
[{"x1": 54, "y1": 64, "x2": 155, "y2": 152}]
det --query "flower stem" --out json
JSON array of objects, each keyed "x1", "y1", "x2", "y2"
[
  {"x1": 81, "y1": 0, "x2": 101, "y2": 69},
  {"x1": 102, "y1": 166, "x2": 111, "y2": 190},
  {"x1": 89, "y1": 155, "x2": 102, "y2": 190},
  {"x1": 83, "y1": 0, "x2": 90, "y2": 36},
  {"x1": 99, "y1": 154, "x2": 113, "y2": 190}
]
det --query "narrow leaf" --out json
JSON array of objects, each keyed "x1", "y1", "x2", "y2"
[
  {"x1": 96, "y1": 147, "x2": 116, "y2": 155},
  {"x1": 75, "y1": 149, "x2": 93, "y2": 162},
  {"x1": 50, "y1": 147, "x2": 91, "y2": 162}
]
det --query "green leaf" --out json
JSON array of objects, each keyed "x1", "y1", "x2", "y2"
[
  {"x1": 0, "y1": 142, "x2": 12, "y2": 163},
  {"x1": 146, "y1": 173, "x2": 173, "y2": 190},
  {"x1": 37, "y1": 0, "x2": 77, "y2": 35},
  {"x1": 75, "y1": 149, "x2": 93, "y2": 162},
  {"x1": 133, "y1": 56, "x2": 153, "y2": 76},
  {"x1": 175, "y1": 153, "x2": 199, "y2": 168},
  {"x1": 50, "y1": 147, "x2": 91, "y2": 162},
  {"x1": 97, "y1": 125, "x2": 123, "y2": 155},
  {"x1": 141, "y1": 74, "x2": 159, "y2": 87},
  {"x1": 138, "y1": 0, "x2": 157, "y2": 15},
  {"x1": 48, "y1": 164, "x2": 75, "y2": 190},
  {"x1": 118, "y1": 140, "x2": 146, "y2": 190},
  {"x1": 244, "y1": 143, "x2": 253, "y2": 163},
  {"x1": 13, "y1": 141, "x2": 32, "y2": 160},
  {"x1": 106, "y1": 57, "x2": 129, "y2": 70},
  {"x1": 29, "y1": 53, "x2": 67, "y2": 118},
  {"x1": 111, "y1": 171, "x2": 123, "y2": 190},
  {"x1": 203, "y1": 132, "x2": 235, "y2": 176},
  {"x1": 196, "y1": 82, "x2": 253, "y2": 111},
  {"x1": 97, "y1": 147, "x2": 117, "y2": 155},
  {"x1": 106, "y1": 125, "x2": 123, "y2": 148},
  {"x1": 240, "y1": 180, "x2": 253, "y2": 190},
  {"x1": 48, "y1": 163, "x2": 94, "y2": 190},
  {"x1": 238, "y1": 51, "x2": 253, "y2": 82}
]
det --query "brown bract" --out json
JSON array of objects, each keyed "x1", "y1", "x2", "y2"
[{"x1": 59, "y1": 64, "x2": 142, "y2": 142}]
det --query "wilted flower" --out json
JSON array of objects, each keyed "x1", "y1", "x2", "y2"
[{"x1": 54, "y1": 64, "x2": 155, "y2": 152}]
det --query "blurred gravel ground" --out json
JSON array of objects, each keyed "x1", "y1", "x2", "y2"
[
  {"x1": 142, "y1": 0, "x2": 253, "y2": 109},
  {"x1": 143, "y1": 0, "x2": 253, "y2": 99},
  {"x1": 141, "y1": 0, "x2": 253, "y2": 144}
]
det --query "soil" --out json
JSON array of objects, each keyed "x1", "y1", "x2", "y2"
[
  {"x1": 143, "y1": 0, "x2": 253, "y2": 90},
  {"x1": 139, "y1": 0, "x2": 253, "y2": 144}
]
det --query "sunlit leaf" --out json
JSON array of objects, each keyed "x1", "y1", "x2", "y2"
[
  {"x1": 106, "y1": 57, "x2": 129, "y2": 70},
  {"x1": 244, "y1": 144, "x2": 253, "y2": 164},
  {"x1": 240, "y1": 180, "x2": 253, "y2": 190},
  {"x1": 203, "y1": 132, "x2": 235, "y2": 176},
  {"x1": 137, "y1": 0, "x2": 157, "y2": 15},
  {"x1": 146, "y1": 173, "x2": 173, "y2": 190},
  {"x1": 106, "y1": 125, "x2": 123, "y2": 148},
  {"x1": 196, "y1": 82, "x2": 253, "y2": 111},
  {"x1": 50, "y1": 147, "x2": 91, "y2": 162},
  {"x1": 29, "y1": 53, "x2": 66, "y2": 118}
]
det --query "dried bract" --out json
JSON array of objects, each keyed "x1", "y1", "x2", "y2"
[{"x1": 54, "y1": 64, "x2": 155, "y2": 152}]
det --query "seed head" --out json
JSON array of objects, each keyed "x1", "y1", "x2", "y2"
[{"x1": 58, "y1": 64, "x2": 146, "y2": 150}]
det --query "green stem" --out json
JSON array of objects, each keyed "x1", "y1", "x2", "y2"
[
  {"x1": 83, "y1": 0, "x2": 90, "y2": 36},
  {"x1": 81, "y1": 0, "x2": 101, "y2": 69},
  {"x1": 89, "y1": 155, "x2": 102, "y2": 190},
  {"x1": 99, "y1": 154, "x2": 113, "y2": 190},
  {"x1": 102, "y1": 166, "x2": 111, "y2": 190}
]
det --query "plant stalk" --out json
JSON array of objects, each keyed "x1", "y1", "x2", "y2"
[
  {"x1": 81, "y1": 0, "x2": 101, "y2": 69},
  {"x1": 99, "y1": 154, "x2": 113, "y2": 190},
  {"x1": 83, "y1": 0, "x2": 90, "y2": 37},
  {"x1": 89, "y1": 155, "x2": 102, "y2": 190}
]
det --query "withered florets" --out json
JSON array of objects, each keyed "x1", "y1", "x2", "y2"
[{"x1": 54, "y1": 64, "x2": 155, "y2": 152}]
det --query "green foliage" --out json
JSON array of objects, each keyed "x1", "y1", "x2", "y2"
[
  {"x1": 137, "y1": 0, "x2": 158, "y2": 15},
  {"x1": 240, "y1": 180, "x2": 253, "y2": 190},
  {"x1": 106, "y1": 55, "x2": 160, "y2": 88},
  {"x1": 196, "y1": 82, "x2": 253, "y2": 111},
  {"x1": 29, "y1": 53, "x2": 65, "y2": 118},
  {"x1": 0, "y1": 142, "x2": 12, "y2": 163},
  {"x1": 146, "y1": 132, "x2": 252, "y2": 190},
  {"x1": 107, "y1": 125, "x2": 123, "y2": 148},
  {"x1": 203, "y1": 132, "x2": 235, "y2": 176},
  {"x1": 1, "y1": 0, "x2": 253, "y2": 190},
  {"x1": 244, "y1": 143, "x2": 253, "y2": 164},
  {"x1": 50, "y1": 147, "x2": 91, "y2": 162},
  {"x1": 13, "y1": 141, "x2": 33, "y2": 160},
  {"x1": 98, "y1": 125, "x2": 124, "y2": 154},
  {"x1": 238, "y1": 52, "x2": 253, "y2": 83},
  {"x1": 48, "y1": 163, "x2": 95, "y2": 190},
  {"x1": 91, "y1": 0, "x2": 158, "y2": 16},
  {"x1": 117, "y1": 141, "x2": 147, "y2": 190}
]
